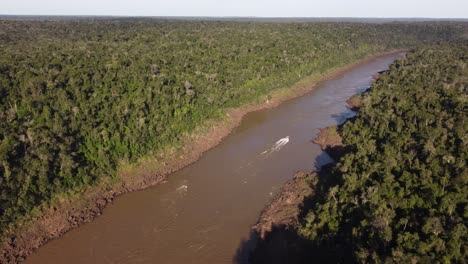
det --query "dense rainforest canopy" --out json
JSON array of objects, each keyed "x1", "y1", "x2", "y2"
[
  {"x1": 298, "y1": 44, "x2": 467, "y2": 262},
  {"x1": 0, "y1": 19, "x2": 466, "y2": 237}
]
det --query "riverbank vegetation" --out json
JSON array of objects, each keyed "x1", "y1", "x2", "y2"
[
  {"x1": 275, "y1": 44, "x2": 467, "y2": 263},
  {"x1": 0, "y1": 19, "x2": 466, "y2": 239}
]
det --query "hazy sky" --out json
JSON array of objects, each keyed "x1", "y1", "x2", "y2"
[{"x1": 2, "y1": 0, "x2": 467, "y2": 18}]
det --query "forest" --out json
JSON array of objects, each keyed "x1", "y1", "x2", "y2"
[
  {"x1": 286, "y1": 44, "x2": 467, "y2": 262},
  {"x1": 0, "y1": 19, "x2": 467, "y2": 239}
]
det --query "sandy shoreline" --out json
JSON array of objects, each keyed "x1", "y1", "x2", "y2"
[{"x1": 0, "y1": 50, "x2": 404, "y2": 263}]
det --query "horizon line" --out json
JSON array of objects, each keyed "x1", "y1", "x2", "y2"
[{"x1": 1, "y1": 14, "x2": 468, "y2": 20}]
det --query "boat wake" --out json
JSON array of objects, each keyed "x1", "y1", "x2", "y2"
[{"x1": 261, "y1": 136, "x2": 290, "y2": 157}]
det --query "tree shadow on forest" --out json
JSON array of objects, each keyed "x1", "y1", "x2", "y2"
[
  {"x1": 232, "y1": 143, "x2": 355, "y2": 264},
  {"x1": 233, "y1": 224, "x2": 355, "y2": 264}
]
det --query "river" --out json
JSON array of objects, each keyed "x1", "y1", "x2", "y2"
[{"x1": 25, "y1": 52, "x2": 405, "y2": 264}]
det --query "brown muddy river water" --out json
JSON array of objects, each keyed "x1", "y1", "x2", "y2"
[{"x1": 25, "y1": 53, "x2": 404, "y2": 264}]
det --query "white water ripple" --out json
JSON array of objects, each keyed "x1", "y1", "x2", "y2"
[{"x1": 261, "y1": 136, "x2": 289, "y2": 156}]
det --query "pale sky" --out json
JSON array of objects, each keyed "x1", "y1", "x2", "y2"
[{"x1": 1, "y1": 0, "x2": 467, "y2": 18}]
